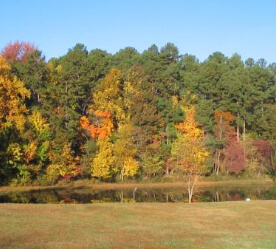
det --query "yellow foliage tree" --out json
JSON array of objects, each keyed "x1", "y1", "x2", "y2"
[
  {"x1": 22, "y1": 110, "x2": 51, "y2": 179},
  {"x1": 23, "y1": 141, "x2": 38, "y2": 164},
  {"x1": 46, "y1": 143, "x2": 80, "y2": 182},
  {"x1": 92, "y1": 68, "x2": 125, "y2": 123},
  {"x1": 114, "y1": 123, "x2": 139, "y2": 181},
  {"x1": 0, "y1": 56, "x2": 30, "y2": 132},
  {"x1": 92, "y1": 138, "x2": 115, "y2": 178},
  {"x1": 28, "y1": 110, "x2": 49, "y2": 136},
  {"x1": 172, "y1": 106, "x2": 209, "y2": 203},
  {"x1": 80, "y1": 110, "x2": 115, "y2": 179}
]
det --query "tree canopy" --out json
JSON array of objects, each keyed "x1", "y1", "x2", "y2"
[{"x1": 1, "y1": 41, "x2": 276, "y2": 185}]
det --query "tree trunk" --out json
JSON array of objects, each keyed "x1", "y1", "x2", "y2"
[
  {"x1": 133, "y1": 188, "x2": 137, "y2": 200},
  {"x1": 215, "y1": 191, "x2": 220, "y2": 202},
  {"x1": 188, "y1": 189, "x2": 193, "y2": 204},
  {"x1": 219, "y1": 115, "x2": 222, "y2": 140},
  {"x1": 165, "y1": 165, "x2": 169, "y2": 175},
  {"x1": 214, "y1": 114, "x2": 223, "y2": 176},
  {"x1": 166, "y1": 125, "x2": 169, "y2": 146},
  {"x1": 186, "y1": 175, "x2": 196, "y2": 204},
  {"x1": 257, "y1": 169, "x2": 261, "y2": 179},
  {"x1": 216, "y1": 150, "x2": 221, "y2": 175},
  {"x1": 236, "y1": 113, "x2": 240, "y2": 142},
  {"x1": 243, "y1": 119, "x2": 246, "y2": 141},
  {"x1": 120, "y1": 167, "x2": 124, "y2": 181},
  {"x1": 120, "y1": 191, "x2": 124, "y2": 202},
  {"x1": 65, "y1": 81, "x2": 68, "y2": 124}
]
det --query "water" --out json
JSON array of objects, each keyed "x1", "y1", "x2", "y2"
[{"x1": 1, "y1": 184, "x2": 276, "y2": 204}]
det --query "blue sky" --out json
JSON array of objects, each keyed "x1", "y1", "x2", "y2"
[{"x1": 1, "y1": 0, "x2": 276, "y2": 63}]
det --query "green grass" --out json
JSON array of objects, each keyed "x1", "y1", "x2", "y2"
[{"x1": 0, "y1": 201, "x2": 276, "y2": 248}]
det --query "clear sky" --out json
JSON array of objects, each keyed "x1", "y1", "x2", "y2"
[{"x1": 1, "y1": 0, "x2": 276, "y2": 63}]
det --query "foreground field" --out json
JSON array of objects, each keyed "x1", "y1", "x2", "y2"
[{"x1": 1, "y1": 201, "x2": 276, "y2": 249}]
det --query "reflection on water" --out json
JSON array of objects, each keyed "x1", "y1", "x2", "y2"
[{"x1": 0, "y1": 185, "x2": 276, "y2": 204}]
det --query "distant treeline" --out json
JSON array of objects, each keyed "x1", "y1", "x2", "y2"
[{"x1": 0, "y1": 41, "x2": 276, "y2": 185}]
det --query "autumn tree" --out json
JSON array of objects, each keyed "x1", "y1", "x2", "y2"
[
  {"x1": 80, "y1": 110, "x2": 114, "y2": 179},
  {"x1": 252, "y1": 140, "x2": 276, "y2": 181},
  {"x1": 243, "y1": 138, "x2": 268, "y2": 177},
  {"x1": 1, "y1": 41, "x2": 36, "y2": 62},
  {"x1": 47, "y1": 142, "x2": 81, "y2": 183},
  {"x1": 223, "y1": 139, "x2": 246, "y2": 175},
  {"x1": 92, "y1": 68, "x2": 125, "y2": 125},
  {"x1": 22, "y1": 110, "x2": 51, "y2": 183},
  {"x1": 1, "y1": 109, "x2": 52, "y2": 185},
  {"x1": 92, "y1": 138, "x2": 114, "y2": 179},
  {"x1": 171, "y1": 106, "x2": 209, "y2": 203},
  {"x1": 0, "y1": 56, "x2": 30, "y2": 131},
  {"x1": 0, "y1": 56, "x2": 30, "y2": 184},
  {"x1": 113, "y1": 122, "x2": 139, "y2": 181},
  {"x1": 80, "y1": 69, "x2": 125, "y2": 179}
]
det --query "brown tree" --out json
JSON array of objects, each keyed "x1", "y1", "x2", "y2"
[{"x1": 213, "y1": 110, "x2": 235, "y2": 175}]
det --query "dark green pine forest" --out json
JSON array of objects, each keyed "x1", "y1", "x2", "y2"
[{"x1": 1, "y1": 41, "x2": 276, "y2": 186}]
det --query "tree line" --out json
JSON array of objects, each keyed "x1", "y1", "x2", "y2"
[{"x1": 0, "y1": 41, "x2": 276, "y2": 186}]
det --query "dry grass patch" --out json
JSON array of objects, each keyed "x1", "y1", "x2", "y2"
[{"x1": 0, "y1": 201, "x2": 276, "y2": 248}]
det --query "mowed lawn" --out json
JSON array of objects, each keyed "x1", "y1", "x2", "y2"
[{"x1": 0, "y1": 201, "x2": 276, "y2": 249}]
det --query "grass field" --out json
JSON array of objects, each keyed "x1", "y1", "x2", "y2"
[{"x1": 1, "y1": 201, "x2": 276, "y2": 249}]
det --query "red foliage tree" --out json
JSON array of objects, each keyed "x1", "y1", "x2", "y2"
[
  {"x1": 253, "y1": 139, "x2": 273, "y2": 164},
  {"x1": 252, "y1": 139, "x2": 276, "y2": 181},
  {"x1": 223, "y1": 139, "x2": 245, "y2": 174},
  {"x1": 1, "y1": 41, "x2": 36, "y2": 62}
]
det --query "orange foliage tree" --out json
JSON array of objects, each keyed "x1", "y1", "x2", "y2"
[
  {"x1": 80, "y1": 68, "x2": 125, "y2": 179},
  {"x1": 80, "y1": 110, "x2": 114, "y2": 178},
  {"x1": 80, "y1": 110, "x2": 113, "y2": 139}
]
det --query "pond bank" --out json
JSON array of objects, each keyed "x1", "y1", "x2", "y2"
[{"x1": 0, "y1": 178, "x2": 273, "y2": 193}]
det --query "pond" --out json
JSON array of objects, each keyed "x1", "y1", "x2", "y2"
[{"x1": 0, "y1": 184, "x2": 276, "y2": 203}]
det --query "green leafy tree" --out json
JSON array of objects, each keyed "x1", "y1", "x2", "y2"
[
  {"x1": 112, "y1": 47, "x2": 140, "y2": 73},
  {"x1": 11, "y1": 50, "x2": 49, "y2": 108}
]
